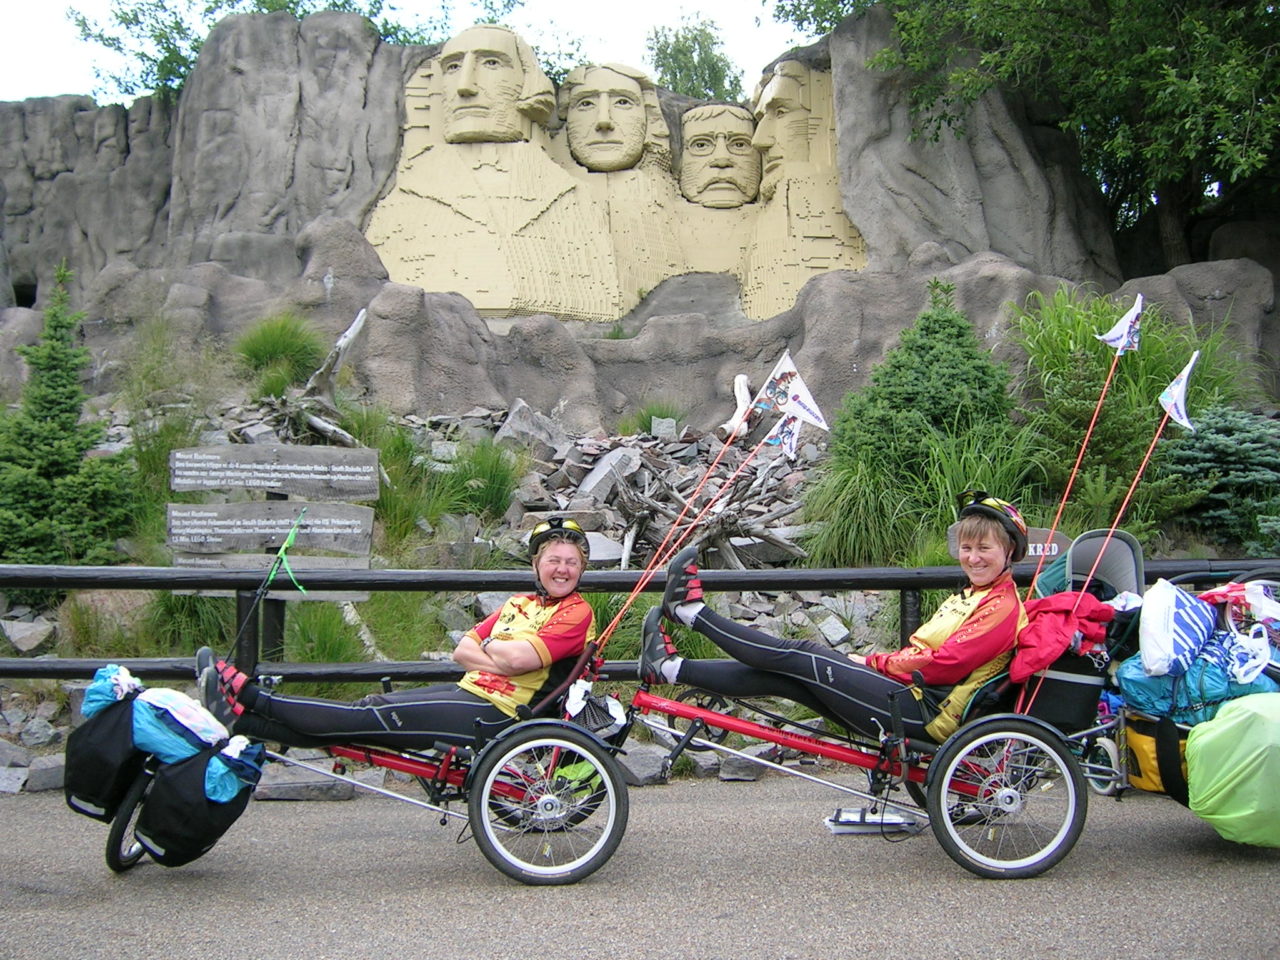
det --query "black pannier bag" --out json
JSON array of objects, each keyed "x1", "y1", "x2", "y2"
[
  {"x1": 135, "y1": 747, "x2": 254, "y2": 867},
  {"x1": 1024, "y1": 652, "x2": 1109, "y2": 732},
  {"x1": 64, "y1": 692, "x2": 145, "y2": 822}
]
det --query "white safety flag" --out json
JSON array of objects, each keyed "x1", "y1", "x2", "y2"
[
  {"x1": 763, "y1": 414, "x2": 802, "y2": 460},
  {"x1": 1158, "y1": 350, "x2": 1199, "y2": 431},
  {"x1": 750, "y1": 350, "x2": 829, "y2": 430},
  {"x1": 1096, "y1": 293, "x2": 1143, "y2": 355}
]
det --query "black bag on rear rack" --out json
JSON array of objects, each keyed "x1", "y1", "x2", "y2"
[
  {"x1": 64, "y1": 692, "x2": 145, "y2": 822},
  {"x1": 134, "y1": 746, "x2": 255, "y2": 867}
]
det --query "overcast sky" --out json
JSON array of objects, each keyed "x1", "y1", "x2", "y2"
[{"x1": 0, "y1": 1, "x2": 813, "y2": 104}]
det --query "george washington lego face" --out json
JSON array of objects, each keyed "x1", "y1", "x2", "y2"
[{"x1": 439, "y1": 26, "x2": 527, "y2": 143}]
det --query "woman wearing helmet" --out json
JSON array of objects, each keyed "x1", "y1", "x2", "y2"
[
  {"x1": 197, "y1": 518, "x2": 595, "y2": 749},
  {"x1": 641, "y1": 491, "x2": 1029, "y2": 743}
]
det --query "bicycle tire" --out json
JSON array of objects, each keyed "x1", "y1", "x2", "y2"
[
  {"x1": 926, "y1": 717, "x2": 1086, "y2": 879},
  {"x1": 468, "y1": 725, "x2": 628, "y2": 885},
  {"x1": 105, "y1": 768, "x2": 150, "y2": 873}
]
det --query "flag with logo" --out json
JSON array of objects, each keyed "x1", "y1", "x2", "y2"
[
  {"x1": 1096, "y1": 293, "x2": 1143, "y2": 355},
  {"x1": 763, "y1": 414, "x2": 802, "y2": 460},
  {"x1": 750, "y1": 350, "x2": 828, "y2": 431},
  {"x1": 1159, "y1": 350, "x2": 1199, "y2": 431}
]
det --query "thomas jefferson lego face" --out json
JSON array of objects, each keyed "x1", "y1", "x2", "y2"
[
  {"x1": 751, "y1": 69, "x2": 811, "y2": 200},
  {"x1": 439, "y1": 26, "x2": 526, "y2": 143},
  {"x1": 566, "y1": 66, "x2": 647, "y2": 171},
  {"x1": 680, "y1": 111, "x2": 761, "y2": 207}
]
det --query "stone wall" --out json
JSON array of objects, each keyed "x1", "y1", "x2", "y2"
[{"x1": 0, "y1": 10, "x2": 1275, "y2": 425}]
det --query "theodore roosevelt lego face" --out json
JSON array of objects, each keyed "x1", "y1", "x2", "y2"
[
  {"x1": 751, "y1": 64, "x2": 811, "y2": 200},
  {"x1": 439, "y1": 26, "x2": 527, "y2": 143},
  {"x1": 679, "y1": 106, "x2": 761, "y2": 208},
  {"x1": 565, "y1": 66, "x2": 647, "y2": 171}
]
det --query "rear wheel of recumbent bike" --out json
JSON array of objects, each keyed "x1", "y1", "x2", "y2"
[
  {"x1": 105, "y1": 768, "x2": 151, "y2": 873},
  {"x1": 926, "y1": 717, "x2": 1087, "y2": 879},
  {"x1": 468, "y1": 725, "x2": 629, "y2": 885}
]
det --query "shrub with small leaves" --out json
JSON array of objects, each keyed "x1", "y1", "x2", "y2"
[
  {"x1": 1159, "y1": 405, "x2": 1280, "y2": 554},
  {"x1": 829, "y1": 279, "x2": 1013, "y2": 475}
]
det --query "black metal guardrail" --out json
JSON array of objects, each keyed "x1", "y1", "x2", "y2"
[{"x1": 1, "y1": 557, "x2": 1275, "y2": 683}]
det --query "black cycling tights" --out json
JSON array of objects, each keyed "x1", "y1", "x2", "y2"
[
  {"x1": 674, "y1": 607, "x2": 929, "y2": 742},
  {"x1": 233, "y1": 683, "x2": 510, "y2": 750}
]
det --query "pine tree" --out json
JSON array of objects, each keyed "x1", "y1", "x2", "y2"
[{"x1": 0, "y1": 264, "x2": 136, "y2": 602}]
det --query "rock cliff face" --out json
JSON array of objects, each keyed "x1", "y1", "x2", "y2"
[
  {"x1": 0, "y1": 10, "x2": 1274, "y2": 427},
  {"x1": 829, "y1": 7, "x2": 1118, "y2": 286}
]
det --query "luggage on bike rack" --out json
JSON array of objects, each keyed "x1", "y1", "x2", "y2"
[
  {"x1": 135, "y1": 746, "x2": 259, "y2": 867},
  {"x1": 1187, "y1": 692, "x2": 1280, "y2": 847},
  {"x1": 1124, "y1": 712, "x2": 1190, "y2": 799},
  {"x1": 65, "y1": 691, "x2": 145, "y2": 822},
  {"x1": 1024, "y1": 652, "x2": 1109, "y2": 732}
]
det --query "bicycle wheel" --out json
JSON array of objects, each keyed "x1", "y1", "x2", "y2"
[
  {"x1": 926, "y1": 717, "x2": 1086, "y2": 879},
  {"x1": 468, "y1": 725, "x2": 628, "y2": 885},
  {"x1": 105, "y1": 769, "x2": 151, "y2": 873},
  {"x1": 1081, "y1": 736, "x2": 1122, "y2": 797}
]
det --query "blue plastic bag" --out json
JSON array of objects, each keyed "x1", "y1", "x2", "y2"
[{"x1": 1117, "y1": 645, "x2": 1279, "y2": 725}]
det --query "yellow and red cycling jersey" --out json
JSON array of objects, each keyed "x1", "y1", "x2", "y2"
[{"x1": 458, "y1": 592, "x2": 596, "y2": 717}]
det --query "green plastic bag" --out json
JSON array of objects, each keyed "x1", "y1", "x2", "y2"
[{"x1": 1187, "y1": 693, "x2": 1280, "y2": 847}]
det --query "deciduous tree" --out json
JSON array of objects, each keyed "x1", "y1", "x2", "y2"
[
  {"x1": 646, "y1": 17, "x2": 744, "y2": 102},
  {"x1": 770, "y1": 1, "x2": 1280, "y2": 270}
]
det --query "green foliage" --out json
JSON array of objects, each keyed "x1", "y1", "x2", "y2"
[
  {"x1": 235, "y1": 311, "x2": 327, "y2": 399},
  {"x1": 847, "y1": 0, "x2": 1280, "y2": 264},
  {"x1": 615, "y1": 400, "x2": 684, "y2": 437},
  {"x1": 1012, "y1": 285, "x2": 1256, "y2": 534},
  {"x1": 807, "y1": 280, "x2": 1028, "y2": 567},
  {"x1": 0, "y1": 265, "x2": 136, "y2": 604},
  {"x1": 70, "y1": 0, "x2": 472, "y2": 98},
  {"x1": 339, "y1": 405, "x2": 522, "y2": 550},
  {"x1": 646, "y1": 17, "x2": 744, "y2": 101},
  {"x1": 829, "y1": 279, "x2": 1013, "y2": 476},
  {"x1": 117, "y1": 316, "x2": 233, "y2": 557},
  {"x1": 1159, "y1": 405, "x2": 1280, "y2": 554},
  {"x1": 282, "y1": 601, "x2": 370, "y2": 699},
  {"x1": 771, "y1": 1, "x2": 864, "y2": 35},
  {"x1": 451, "y1": 437, "x2": 522, "y2": 518}
]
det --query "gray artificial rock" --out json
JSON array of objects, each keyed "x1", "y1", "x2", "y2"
[
  {"x1": 815, "y1": 613, "x2": 850, "y2": 646},
  {"x1": 18, "y1": 717, "x2": 60, "y2": 748},
  {"x1": 253, "y1": 753, "x2": 356, "y2": 800},
  {"x1": 475, "y1": 592, "x2": 511, "y2": 617},
  {"x1": 167, "y1": 12, "x2": 427, "y2": 271},
  {"x1": 830, "y1": 8, "x2": 1119, "y2": 286},
  {"x1": 576, "y1": 447, "x2": 642, "y2": 502},
  {"x1": 615, "y1": 742, "x2": 671, "y2": 786},
  {"x1": 719, "y1": 743, "x2": 781, "y2": 781},
  {"x1": 24, "y1": 754, "x2": 64, "y2": 792},
  {"x1": 493, "y1": 398, "x2": 572, "y2": 462},
  {"x1": 63, "y1": 682, "x2": 89, "y2": 727},
  {"x1": 0, "y1": 738, "x2": 31, "y2": 767},
  {"x1": 0, "y1": 180, "x2": 11, "y2": 309},
  {"x1": 0, "y1": 767, "x2": 28, "y2": 794},
  {"x1": 1, "y1": 619, "x2": 54, "y2": 654}
]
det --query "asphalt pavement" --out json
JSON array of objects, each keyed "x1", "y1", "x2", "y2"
[{"x1": 2, "y1": 772, "x2": 1277, "y2": 960}]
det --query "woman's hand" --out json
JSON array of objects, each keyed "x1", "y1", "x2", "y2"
[{"x1": 847, "y1": 652, "x2": 867, "y2": 666}]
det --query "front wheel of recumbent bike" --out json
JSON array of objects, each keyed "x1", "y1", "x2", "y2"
[
  {"x1": 926, "y1": 717, "x2": 1087, "y2": 879},
  {"x1": 467, "y1": 724, "x2": 629, "y2": 885},
  {"x1": 105, "y1": 768, "x2": 152, "y2": 873}
]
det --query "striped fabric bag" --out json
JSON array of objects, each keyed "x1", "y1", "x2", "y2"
[{"x1": 1139, "y1": 578, "x2": 1217, "y2": 677}]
